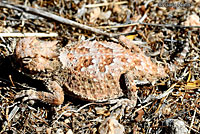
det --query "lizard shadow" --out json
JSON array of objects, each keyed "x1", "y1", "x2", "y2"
[{"x1": 0, "y1": 56, "x2": 88, "y2": 107}]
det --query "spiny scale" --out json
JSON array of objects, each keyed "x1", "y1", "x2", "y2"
[{"x1": 14, "y1": 36, "x2": 166, "y2": 104}]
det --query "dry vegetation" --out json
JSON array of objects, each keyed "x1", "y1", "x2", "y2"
[{"x1": 0, "y1": 0, "x2": 200, "y2": 133}]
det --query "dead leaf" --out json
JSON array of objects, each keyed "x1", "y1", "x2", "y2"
[
  {"x1": 122, "y1": 15, "x2": 141, "y2": 33},
  {"x1": 125, "y1": 35, "x2": 138, "y2": 40},
  {"x1": 99, "y1": 116, "x2": 125, "y2": 134},
  {"x1": 99, "y1": 10, "x2": 112, "y2": 20},
  {"x1": 113, "y1": 4, "x2": 121, "y2": 14},
  {"x1": 184, "y1": 14, "x2": 200, "y2": 29},
  {"x1": 184, "y1": 80, "x2": 200, "y2": 90},
  {"x1": 135, "y1": 109, "x2": 144, "y2": 122},
  {"x1": 89, "y1": 7, "x2": 101, "y2": 23}
]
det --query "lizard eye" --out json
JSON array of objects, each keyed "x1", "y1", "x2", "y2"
[{"x1": 22, "y1": 57, "x2": 32, "y2": 64}]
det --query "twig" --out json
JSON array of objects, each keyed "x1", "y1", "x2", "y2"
[
  {"x1": 0, "y1": 2, "x2": 119, "y2": 38},
  {"x1": 133, "y1": 102, "x2": 152, "y2": 115},
  {"x1": 9, "y1": 75, "x2": 15, "y2": 87},
  {"x1": 97, "y1": 22, "x2": 200, "y2": 29},
  {"x1": 77, "y1": 102, "x2": 98, "y2": 112},
  {"x1": 156, "y1": 83, "x2": 177, "y2": 99},
  {"x1": 0, "y1": 33, "x2": 58, "y2": 37},
  {"x1": 188, "y1": 107, "x2": 197, "y2": 133},
  {"x1": 8, "y1": 105, "x2": 19, "y2": 122},
  {"x1": 1, "y1": 2, "x2": 199, "y2": 38},
  {"x1": 32, "y1": 113, "x2": 49, "y2": 125},
  {"x1": 85, "y1": 1, "x2": 128, "y2": 8},
  {"x1": 178, "y1": 117, "x2": 200, "y2": 134}
]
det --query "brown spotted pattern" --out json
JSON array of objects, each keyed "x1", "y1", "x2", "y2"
[{"x1": 14, "y1": 36, "x2": 167, "y2": 104}]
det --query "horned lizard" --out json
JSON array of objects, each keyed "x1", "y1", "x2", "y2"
[{"x1": 14, "y1": 36, "x2": 166, "y2": 105}]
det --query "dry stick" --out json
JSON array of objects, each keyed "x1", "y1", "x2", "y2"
[
  {"x1": 0, "y1": 2, "x2": 199, "y2": 37},
  {"x1": 0, "y1": 2, "x2": 119, "y2": 38},
  {"x1": 178, "y1": 117, "x2": 200, "y2": 134},
  {"x1": 85, "y1": 1, "x2": 128, "y2": 8},
  {"x1": 0, "y1": 33, "x2": 58, "y2": 37},
  {"x1": 188, "y1": 107, "x2": 197, "y2": 133},
  {"x1": 98, "y1": 22, "x2": 200, "y2": 29}
]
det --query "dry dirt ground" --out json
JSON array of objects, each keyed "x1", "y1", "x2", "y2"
[{"x1": 0, "y1": 0, "x2": 199, "y2": 134}]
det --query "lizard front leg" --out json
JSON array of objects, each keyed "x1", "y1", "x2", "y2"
[
  {"x1": 110, "y1": 71, "x2": 138, "y2": 111},
  {"x1": 15, "y1": 81, "x2": 64, "y2": 105},
  {"x1": 124, "y1": 71, "x2": 138, "y2": 107}
]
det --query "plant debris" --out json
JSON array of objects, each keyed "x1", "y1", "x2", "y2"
[{"x1": 0, "y1": 0, "x2": 199, "y2": 133}]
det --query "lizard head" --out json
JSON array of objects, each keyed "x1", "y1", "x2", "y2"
[{"x1": 14, "y1": 37, "x2": 59, "y2": 74}]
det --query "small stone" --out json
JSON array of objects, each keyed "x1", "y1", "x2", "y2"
[
  {"x1": 66, "y1": 129, "x2": 73, "y2": 134},
  {"x1": 56, "y1": 129, "x2": 64, "y2": 134},
  {"x1": 36, "y1": 127, "x2": 43, "y2": 132},
  {"x1": 95, "y1": 106, "x2": 109, "y2": 115},
  {"x1": 162, "y1": 119, "x2": 188, "y2": 134},
  {"x1": 64, "y1": 119, "x2": 71, "y2": 124},
  {"x1": 99, "y1": 116, "x2": 125, "y2": 134},
  {"x1": 46, "y1": 127, "x2": 52, "y2": 134}
]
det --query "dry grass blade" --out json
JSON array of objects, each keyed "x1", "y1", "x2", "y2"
[
  {"x1": 0, "y1": 0, "x2": 199, "y2": 133},
  {"x1": 85, "y1": 1, "x2": 128, "y2": 8},
  {"x1": 0, "y1": 33, "x2": 58, "y2": 37},
  {"x1": 0, "y1": 2, "x2": 119, "y2": 37}
]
